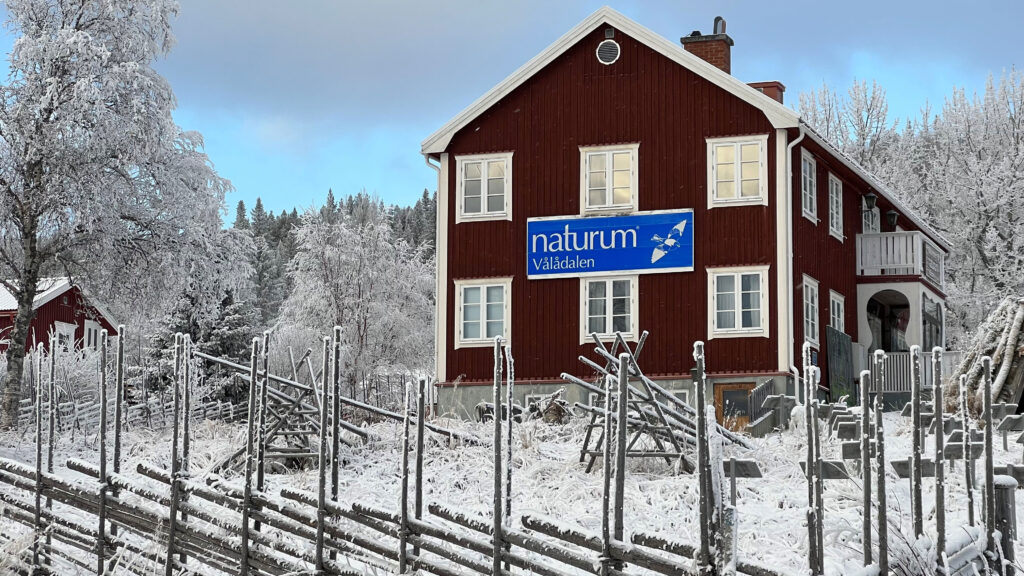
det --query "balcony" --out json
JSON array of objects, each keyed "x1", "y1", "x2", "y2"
[{"x1": 856, "y1": 231, "x2": 945, "y2": 290}]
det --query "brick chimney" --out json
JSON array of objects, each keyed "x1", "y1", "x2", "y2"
[
  {"x1": 748, "y1": 81, "x2": 786, "y2": 104},
  {"x1": 680, "y1": 16, "x2": 733, "y2": 74}
]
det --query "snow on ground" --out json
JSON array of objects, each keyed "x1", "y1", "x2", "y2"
[{"x1": 1, "y1": 408, "x2": 1021, "y2": 575}]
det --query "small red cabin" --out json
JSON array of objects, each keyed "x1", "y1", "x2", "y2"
[{"x1": 0, "y1": 278, "x2": 119, "y2": 353}]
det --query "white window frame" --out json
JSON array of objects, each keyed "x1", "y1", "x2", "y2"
[
  {"x1": 803, "y1": 275, "x2": 820, "y2": 347},
  {"x1": 828, "y1": 173, "x2": 843, "y2": 241},
  {"x1": 801, "y1": 150, "x2": 817, "y2": 223},
  {"x1": 579, "y1": 143, "x2": 639, "y2": 215},
  {"x1": 454, "y1": 277, "x2": 512, "y2": 348},
  {"x1": 707, "y1": 265, "x2": 770, "y2": 339},
  {"x1": 829, "y1": 290, "x2": 845, "y2": 334},
  {"x1": 84, "y1": 320, "x2": 102, "y2": 350},
  {"x1": 580, "y1": 275, "x2": 639, "y2": 344},
  {"x1": 455, "y1": 152, "x2": 513, "y2": 223},
  {"x1": 524, "y1": 394, "x2": 546, "y2": 410},
  {"x1": 671, "y1": 389, "x2": 690, "y2": 406},
  {"x1": 862, "y1": 197, "x2": 880, "y2": 234},
  {"x1": 706, "y1": 134, "x2": 769, "y2": 208}
]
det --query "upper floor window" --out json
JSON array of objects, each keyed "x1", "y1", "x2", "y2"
[
  {"x1": 454, "y1": 277, "x2": 512, "y2": 348},
  {"x1": 456, "y1": 153, "x2": 512, "y2": 223},
  {"x1": 580, "y1": 144, "x2": 638, "y2": 214},
  {"x1": 580, "y1": 276, "x2": 638, "y2": 343},
  {"x1": 862, "y1": 197, "x2": 880, "y2": 234},
  {"x1": 707, "y1": 266, "x2": 770, "y2": 339},
  {"x1": 828, "y1": 173, "x2": 843, "y2": 240},
  {"x1": 801, "y1": 150, "x2": 817, "y2": 222},
  {"x1": 706, "y1": 135, "x2": 768, "y2": 207}
]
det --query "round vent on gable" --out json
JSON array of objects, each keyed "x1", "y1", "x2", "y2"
[{"x1": 596, "y1": 39, "x2": 620, "y2": 65}]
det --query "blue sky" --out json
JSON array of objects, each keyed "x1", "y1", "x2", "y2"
[{"x1": 1, "y1": 1, "x2": 1022, "y2": 217}]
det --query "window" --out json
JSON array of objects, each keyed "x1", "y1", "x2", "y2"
[
  {"x1": 84, "y1": 320, "x2": 102, "y2": 350},
  {"x1": 801, "y1": 150, "x2": 817, "y2": 222},
  {"x1": 456, "y1": 153, "x2": 512, "y2": 223},
  {"x1": 708, "y1": 266, "x2": 769, "y2": 338},
  {"x1": 454, "y1": 277, "x2": 511, "y2": 348},
  {"x1": 524, "y1": 394, "x2": 546, "y2": 410},
  {"x1": 580, "y1": 144, "x2": 638, "y2": 214},
  {"x1": 580, "y1": 276, "x2": 638, "y2": 343},
  {"x1": 671, "y1": 389, "x2": 690, "y2": 406},
  {"x1": 829, "y1": 291, "x2": 845, "y2": 334},
  {"x1": 803, "y1": 275, "x2": 820, "y2": 346},
  {"x1": 862, "y1": 197, "x2": 880, "y2": 234},
  {"x1": 52, "y1": 321, "x2": 76, "y2": 351},
  {"x1": 828, "y1": 174, "x2": 843, "y2": 240},
  {"x1": 707, "y1": 135, "x2": 769, "y2": 207}
]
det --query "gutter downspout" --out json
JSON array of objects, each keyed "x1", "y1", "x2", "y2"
[
  {"x1": 786, "y1": 127, "x2": 806, "y2": 400},
  {"x1": 424, "y1": 155, "x2": 441, "y2": 386}
]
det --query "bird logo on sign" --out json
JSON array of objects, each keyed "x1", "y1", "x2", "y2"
[{"x1": 650, "y1": 219, "x2": 688, "y2": 263}]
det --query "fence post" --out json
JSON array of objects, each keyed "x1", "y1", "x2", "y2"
[
  {"x1": 239, "y1": 337, "x2": 259, "y2": 576},
  {"x1": 693, "y1": 341, "x2": 712, "y2": 573},
  {"x1": 961, "y1": 374, "x2": 975, "y2": 526},
  {"x1": 256, "y1": 332, "x2": 270, "y2": 506},
  {"x1": 492, "y1": 337, "x2": 504, "y2": 576},
  {"x1": 164, "y1": 333, "x2": 182, "y2": 576},
  {"x1": 613, "y1": 354, "x2": 629, "y2": 571},
  {"x1": 329, "y1": 326, "x2": 341, "y2": 563},
  {"x1": 399, "y1": 381, "x2": 412, "y2": 572},
  {"x1": 994, "y1": 475, "x2": 1017, "y2": 576},
  {"x1": 415, "y1": 377, "x2": 426, "y2": 558},
  {"x1": 860, "y1": 369, "x2": 872, "y2": 567},
  {"x1": 812, "y1": 368, "x2": 824, "y2": 575},
  {"x1": 910, "y1": 345, "x2": 923, "y2": 539},
  {"x1": 601, "y1": 370, "x2": 614, "y2": 576},
  {"x1": 179, "y1": 335, "x2": 192, "y2": 564},
  {"x1": 875, "y1": 384, "x2": 889, "y2": 575},
  {"x1": 113, "y1": 326, "x2": 125, "y2": 541},
  {"x1": 45, "y1": 337, "x2": 56, "y2": 565},
  {"x1": 504, "y1": 343, "x2": 515, "y2": 562},
  {"x1": 932, "y1": 348, "x2": 946, "y2": 574},
  {"x1": 982, "y1": 356, "x2": 997, "y2": 570},
  {"x1": 803, "y1": 343, "x2": 817, "y2": 576},
  {"x1": 97, "y1": 330, "x2": 109, "y2": 575},
  {"x1": 311, "y1": 338, "x2": 327, "y2": 573},
  {"x1": 32, "y1": 344, "x2": 43, "y2": 570}
]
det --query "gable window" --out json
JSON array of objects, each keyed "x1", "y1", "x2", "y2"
[
  {"x1": 580, "y1": 276, "x2": 638, "y2": 343},
  {"x1": 706, "y1": 135, "x2": 769, "y2": 207},
  {"x1": 828, "y1": 174, "x2": 843, "y2": 240},
  {"x1": 580, "y1": 144, "x2": 638, "y2": 214},
  {"x1": 862, "y1": 197, "x2": 880, "y2": 234},
  {"x1": 707, "y1": 266, "x2": 769, "y2": 338},
  {"x1": 455, "y1": 277, "x2": 511, "y2": 348},
  {"x1": 84, "y1": 320, "x2": 102, "y2": 350},
  {"x1": 829, "y1": 291, "x2": 845, "y2": 334},
  {"x1": 803, "y1": 275, "x2": 820, "y2": 346},
  {"x1": 801, "y1": 150, "x2": 817, "y2": 222},
  {"x1": 456, "y1": 153, "x2": 512, "y2": 223}
]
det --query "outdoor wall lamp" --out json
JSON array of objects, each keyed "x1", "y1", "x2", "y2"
[
  {"x1": 886, "y1": 210, "x2": 899, "y2": 229},
  {"x1": 863, "y1": 192, "x2": 878, "y2": 212}
]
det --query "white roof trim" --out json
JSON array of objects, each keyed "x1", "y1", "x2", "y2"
[
  {"x1": 800, "y1": 126, "x2": 952, "y2": 253},
  {"x1": 420, "y1": 6, "x2": 799, "y2": 155},
  {"x1": 0, "y1": 277, "x2": 119, "y2": 330}
]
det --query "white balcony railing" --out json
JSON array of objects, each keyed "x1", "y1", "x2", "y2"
[
  {"x1": 856, "y1": 231, "x2": 944, "y2": 289},
  {"x1": 867, "y1": 350, "x2": 962, "y2": 393}
]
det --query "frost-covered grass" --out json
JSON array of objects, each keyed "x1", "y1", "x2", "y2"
[{"x1": 3, "y1": 409, "x2": 1024, "y2": 575}]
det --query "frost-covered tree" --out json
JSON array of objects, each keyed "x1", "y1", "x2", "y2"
[
  {"x1": 282, "y1": 204, "x2": 433, "y2": 403},
  {"x1": 0, "y1": 0, "x2": 232, "y2": 427}
]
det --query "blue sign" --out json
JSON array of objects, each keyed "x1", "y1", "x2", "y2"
[{"x1": 526, "y1": 210, "x2": 694, "y2": 279}]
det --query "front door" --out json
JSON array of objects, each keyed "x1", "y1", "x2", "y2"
[{"x1": 714, "y1": 382, "x2": 755, "y2": 432}]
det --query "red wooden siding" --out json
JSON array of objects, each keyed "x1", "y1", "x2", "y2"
[
  {"x1": 0, "y1": 286, "x2": 118, "y2": 353},
  {"x1": 443, "y1": 26, "x2": 779, "y2": 384}
]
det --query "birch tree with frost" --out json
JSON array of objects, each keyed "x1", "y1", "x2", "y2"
[{"x1": 0, "y1": 0, "x2": 231, "y2": 427}]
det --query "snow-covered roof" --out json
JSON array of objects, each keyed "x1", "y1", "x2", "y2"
[
  {"x1": 0, "y1": 277, "x2": 72, "y2": 311},
  {"x1": 421, "y1": 6, "x2": 952, "y2": 253},
  {"x1": 0, "y1": 277, "x2": 119, "y2": 328},
  {"x1": 420, "y1": 6, "x2": 799, "y2": 155}
]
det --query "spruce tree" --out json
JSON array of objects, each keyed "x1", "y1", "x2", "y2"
[{"x1": 233, "y1": 200, "x2": 250, "y2": 229}]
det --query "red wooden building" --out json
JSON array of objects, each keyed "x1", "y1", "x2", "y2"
[
  {"x1": 0, "y1": 278, "x2": 119, "y2": 353},
  {"x1": 421, "y1": 8, "x2": 949, "y2": 424}
]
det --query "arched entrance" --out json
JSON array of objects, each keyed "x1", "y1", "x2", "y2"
[{"x1": 866, "y1": 289, "x2": 911, "y2": 353}]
